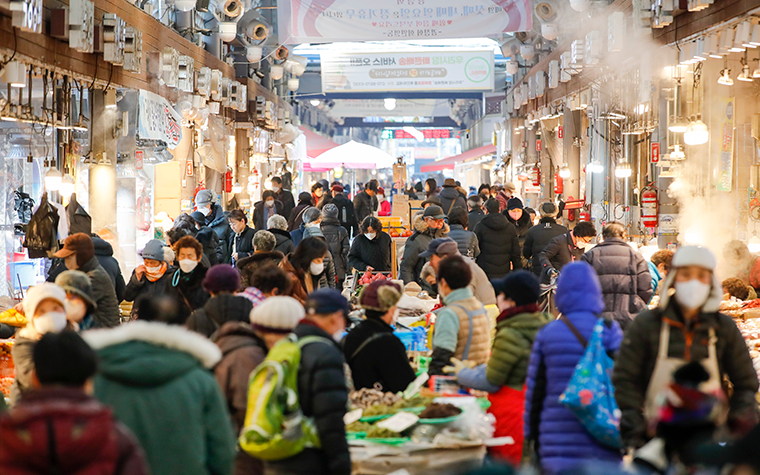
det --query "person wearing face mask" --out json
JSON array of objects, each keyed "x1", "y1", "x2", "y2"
[
  {"x1": 321, "y1": 204, "x2": 350, "y2": 286},
  {"x1": 447, "y1": 270, "x2": 551, "y2": 465},
  {"x1": 194, "y1": 190, "x2": 233, "y2": 264},
  {"x1": 353, "y1": 180, "x2": 379, "y2": 226},
  {"x1": 348, "y1": 216, "x2": 392, "y2": 273},
  {"x1": 10, "y1": 283, "x2": 69, "y2": 406},
  {"x1": 252, "y1": 190, "x2": 284, "y2": 231},
  {"x1": 270, "y1": 176, "x2": 295, "y2": 218},
  {"x1": 311, "y1": 182, "x2": 325, "y2": 209},
  {"x1": 400, "y1": 205, "x2": 450, "y2": 285},
  {"x1": 55, "y1": 270, "x2": 98, "y2": 331},
  {"x1": 504, "y1": 197, "x2": 533, "y2": 253},
  {"x1": 279, "y1": 237, "x2": 330, "y2": 303},
  {"x1": 581, "y1": 222, "x2": 652, "y2": 330},
  {"x1": 538, "y1": 220, "x2": 596, "y2": 284},
  {"x1": 125, "y1": 239, "x2": 176, "y2": 320},
  {"x1": 343, "y1": 280, "x2": 415, "y2": 393},
  {"x1": 190, "y1": 211, "x2": 223, "y2": 266},
  {"x1": 428, "y1": 255, "x2": 491, "y2": 376},
  {"x1": 613, "y1": 246, "x2": 760, "y2": 452},
  {"x1": 227, "y1": 209, "x2": 256, "y2": 265},
  {"x1": 266, "y1": 289, "x2": 350, "y2": 475},
  {"x1": 377, "y1": 186, "x2": 391, "y2": 216},
  {"x1": 472, "y1": 198, "x2": 522, "y2": 281},
  {"x1": 164, "y1": 235, "x2": 210, "y2": 321}
]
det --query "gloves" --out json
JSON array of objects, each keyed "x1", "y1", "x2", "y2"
[{"x1": 442, "y1": 358, "x2": 476, "y2": 375}]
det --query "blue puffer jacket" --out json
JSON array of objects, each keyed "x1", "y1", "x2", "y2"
[{"x1": 524, "y1": 262, "x2": 623, "y2": 474}]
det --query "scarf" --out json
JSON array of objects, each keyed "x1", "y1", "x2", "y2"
[
  {"x1": 496, "y1": 303, "x2": 541, "y2": 323},
  {"x1": 145, "y1": 262, "x2": 168, "y2": 282}
]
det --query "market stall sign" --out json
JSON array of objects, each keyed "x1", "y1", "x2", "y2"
[
  {"x1": 558, "y1": 126, "x2": 563, "y2": 139},
  {"x1": 278, "y1": 0, "x2": 532, "y2": 43},
  {"x1": 137, "y1": 90, "x2": 183, "y2": 149},
  {"x1": 10, "y1": 0, "x2": 42, "y2": 33},
  {"x1": 321, "y1": 49, "x2": 494, "y2": 93},
  {"x1": 536, "y1": 139, "x2": 541, "y2": 151},
  {"x1": 651, "y1": 143, "x2": 659, "y2": 163},
  {"x1": 382, "y1": 129, "x2": 451, "y2": 140},
  {"x1": 718, "y1": 98, "x2": 734, "y2": 192}
]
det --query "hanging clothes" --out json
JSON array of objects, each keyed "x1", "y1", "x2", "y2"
[
  {"x1": 66, "y1": 193, "x2": 92, "y2": 235},
  {"x1": 23, "y1": 194, "x2": 60, "y2": 259},
  {"x1": 13, "y1": 190, "x2": 34, "y2": 224},
  {"x1": 50, "y1": 201, "x2": 70, "y2": 241}
]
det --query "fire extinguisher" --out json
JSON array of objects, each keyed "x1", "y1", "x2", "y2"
[
  {"x1": 554, "y1": 173, "x2": 564, "y2": 195},
  {"x1": 641, "y1": 184, "x2": 658, "y2": 228},
  {"x1": 532, "y1": 164, "x2": 541, "y2": 187},
  {"x1": 224, "y1": 168, "x2": 233, "y2": 193},
  {"x1": 136, "y1": 191, "x2": 151, "y2": 232}
]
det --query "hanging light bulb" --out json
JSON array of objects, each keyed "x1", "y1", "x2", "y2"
[
  {"x1": 738, "y1": 54, "x2": 753, "y2": 81},
  {"x1": 174, "y1": 0, "x2": 196, "y2": 11},
  {"x1": 45, "y1": 168, "x2": 63, "y2": 191},
  {"x1": 287, "y1": 77, "x2": 300, "y2": 91},
  {"x1": 59, "y1": 174, "x2": 75, "y2": 197},
  {"x1": 668, "y1": 116, "x2": 689, "y2": 133},
  {"x1": 231, "y1": 182, "x2": 243, "y2": 193},
  {"x1": 559, "y1": 164, "x2": 571, "y2": 179},
  {"x1": 718, "y1": 67, "x2": 733, "y2": 86},
  {"x1": 670, "y1": 144, "x2": 686, "y2": 160},
  {"x1": 588, "y1": 161, "x2": 604, "y2": 173},
  {"x1": 615, "y1": 162, "x2": 632, "y2": 178},
  {"x1": 684, "y1": 117, "x2": 709, "y2": 145}
]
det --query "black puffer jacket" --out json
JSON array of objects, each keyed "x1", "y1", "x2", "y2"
[
  {"x1": 269, "y1": 228, "x2": 295, "y2": 256},
  {"x1": 321, "y1": 218, "x2": 350, "y2": 281},
  {"x1": 331, "y1": 193, "x2": 358, "y2": 238},
  {"x1": 538, "y1": 232, "x2": 583, "y2": 282},
  {"x1": 353, "y1": 190, "x2": 376, "y2": 227},
  {"x1": 23, "y1": 194, "x2": 59, "y2": 259},
  {"x1": 399, "y1": 217, "x2": 449, "y2": 285},
  {"x1": 348, "y1": 232, "x2": 392, "y2": 272},
  {"x1": 447, "y1": 224, "x2": 479, "y2": 258},
  {"x1": 252, "y1": 200, "x2": 285, "y2": 232},
  {"x1": 581, "y1": 238, "x2": 652, "y2": 329},
  {"x1": 473, "y1": 213, "x2": 521, "y2": 280},
  {"x1": 267, "y1": 321, "x2": 350, "y2": 475},
  {"x1": 236, "y1": 250, "x2": 285, "y2": 289},
  {"x1": 196, "y1": 226, "x2": 222, "y2": 266},
  {"x1": 79, "y1": 256, "x2": 121, "y2": 328},
  {"x1": 185, "y1": 294, "x2": 254, "y2": 338},
  {"x1": 467, "y1": 208, "x2": 485, "y2": 231},
  {"x1": 438, "y1": 186, "x2": 466, "y2": 215},
  {"x1": 505, "y1": 210, "x2": 533, "y2": 249},
  {"x1": 164, "y1": 265, "x2": 210, "y2": 322},
  {"x1": 92, "y1": 236, "x2": 126, "y2": 302},
  {"x1": 205, "y1": 204, "x2": 232, "y2": 263},
  {"x1": 124, "y1": 266, "x2": 176, "y2": 318},
  {"x1": 613, "y1": 303, "x2": 759, "y2": 449},
  {"x1": 229, "y1": 225, "x2": 256, "y2": 264},
  {"x1": 523, "y1": 218, "x2": 568, "y2": 276}
]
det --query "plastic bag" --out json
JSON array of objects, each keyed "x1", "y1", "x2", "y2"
[{"x1": 559, "y1": 320, "x2": 622, "y2": 449}]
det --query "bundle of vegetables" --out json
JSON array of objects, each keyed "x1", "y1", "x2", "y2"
[
  {"x1": 357, "y1": 271, "x2": 391, "y2": 286},
  {"x1": 349, "y1": 387, "x2": 401, "y2": 409}
]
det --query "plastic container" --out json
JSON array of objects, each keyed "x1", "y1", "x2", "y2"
[{"x1": 394, "y1": 327, "x2": 428, "y2": 352}]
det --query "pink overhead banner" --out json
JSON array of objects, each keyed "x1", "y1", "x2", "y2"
[{"x1": 278, "y1": 0, "x2": 532, "y2": 43}]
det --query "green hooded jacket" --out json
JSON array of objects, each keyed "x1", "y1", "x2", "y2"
[
  {"x1": 486, "y1": 309, "x2": 552, "y2": 389},
  {"x1": 83, "y1": 321, "x2": 235, "y2": 475}
]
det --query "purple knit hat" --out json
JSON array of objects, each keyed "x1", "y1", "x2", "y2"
[{"x1": 203, "y1": 264, "x2": 241, "y2": 293}]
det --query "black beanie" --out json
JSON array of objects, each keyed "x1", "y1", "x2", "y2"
[
  {"x1": 491, "y1": 270, "x2": 541, "y2": 306},
  {"x1": 34, "y1": 331, "x2": 98, "y2": 387}
]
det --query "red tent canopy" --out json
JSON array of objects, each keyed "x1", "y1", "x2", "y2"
[
  {"x1": 420, "y1": 144, "x2": 497, "y2": 172},
  {"x1": 299, "y1": 126, "x2": 339, "y2": 157}
]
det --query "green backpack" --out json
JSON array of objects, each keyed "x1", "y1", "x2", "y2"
[{"x1": 239, "y1": 334, "x2": 331, "y2": 461}]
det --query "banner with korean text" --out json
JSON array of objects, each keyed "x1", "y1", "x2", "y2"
[
  {"x1": 321, "y1": 50, "x2": 494, "y2": 92},
  {"x1": 138, "y1": 90, "x2": 182, "y2": 149},
  {"x1": 278, "y1": 0, "x2": 532, "y2": 43}
]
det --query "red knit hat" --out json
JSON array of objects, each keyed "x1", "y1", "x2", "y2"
[{"x1": 359, "y1": 280, "x2": 402, "y2": 312}]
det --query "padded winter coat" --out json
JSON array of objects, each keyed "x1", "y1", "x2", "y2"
[
  {"x1": 92, "y1": 236, "x2": 127, "y2": 303},
  {"x1": 399, "y1": 216, "x2": 449, "y2": 285},
  {"x1": 164, "y1": 265, "x2": 211, "y2": 322},
  {"x1": 448, "y1": 224, "x2": 480, "y2": 258},
  {"x1": 473, "y1": 213, "x2": 522, "y2": 280},
  {"x1": 505, "y1": 210, "x2": 533, "y2": 250},
  {"x1": 273, "y1": 189, "x2": 296, "y2": 219},
  {"x1": 348, "y1": 232, "x2": 392, "y2": 272},
  {"x1": 353, "y1": 190, "x2": 377, "y2": 226},
  {"x1": 524, "y1": 262, "x2": 623, "y2": 474},
  {"x1": 438, "y1": 186, "x2": 467, "y2": 215},
  {"x1": 523, "y1": 218, "x2": 568, "y2": 276},
  {"x1": 236, "y1": 250, "x2": 285, "y2": 289},
  {"x1": 125, "y1": 266, "x2": 176, "y2": 319},
  {"x1": 228, "y1": 225, "x2": 256, "y2": 264},
  {"x1": 252, "y1": 199, "x2": 285, "y2": 232},
  {"x1": 185, "y1": 294, "x2": 253, "y2": 338},
  {"x1": 538, "y1": 232, "x2": 584, "y2": 282},
  {"x1": 288, "y1": 202, "x2": 313, "y2": 232},
  {"x1": 321, "y1": 217, "x2": 350, "y2": 281},
  {"x1": 203, "y1": 204, "x2": 232, "y2": 264},
  {"x1": 330, "y1": 193, "x2": 359, "y2": 238},
  {"x1": 468, "y1": 208, "x2": 486, "y2": 231},
  {"x1": 580, "y1": 238, "x2": 652, "y2": 329},
  {"x1": 266, "y1": 321, "x2": 350, "y2": 475},
  {"x1": 269, "y1": 228, "x2": 296, "y2": 256},
  {"x1": 79, "y1": 256, "x2": 121, "y2": 328},
  {"x1": 487, "y1": 306, "x2": 551, "y2": 389}
]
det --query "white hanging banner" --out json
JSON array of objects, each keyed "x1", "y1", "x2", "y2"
[
  {"x1": 321, "y1": 50, "x2": 494, "y2": 92},
  {"x1": 137, "y1": 90, "x2": 183, "y2": 149},
  {"x1": 278, "y1": 0, "x2": 532, "y2": 43}
]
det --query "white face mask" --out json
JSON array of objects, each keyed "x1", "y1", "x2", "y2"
[
  {"x1": 674, "y1": 280, "x2": 712, "y2": 310},
  {"x1": 198, "y1": 206, "x2": 211, "y2": 216},
  {"x1": 365, "y1": 233, "x2": 376, "y2": 240},
  {"x1": 379, "y1": 195, "x2": 386, "y2": 202},
  {"x1": 65, "y1": 298, "x2": 87, "y2": 322},
  {"x1": 145, "y1": 265, "x2": 162, "y2": 274},
  {"x1": 310, "y1": 261, "x2": 325, "y2": 275},
  {"x1": 33, "y1": 311, "x2": 67, "y2": 334},
  {"x1": 265, "y1": 200, "x2": 275, "y2": 208},
  {"x1": 179, "y1": 259, "x2": 199, "y2": 273},
  {"x1": 272, "y1": 185, "x2": 281, "y2": 192}
]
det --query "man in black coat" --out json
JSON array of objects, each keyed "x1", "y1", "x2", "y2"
[
  {"x1": 320, "y1": 204, "x2": 350, "y2": 284},
  {"x1": 191, "y1": 212, "x2": 222, "y2": 266},
  {"x1": 504, "y1": 197, "x2": 533, "y2": 251},
  {"x1": 271, "y1": 176, "x2": 296, "y2": 218},
  {"x1": 343, "y1": 281, "x2": 415, "y2": 393},
  {"x1": 267, "y1": 290, "x2": 350, "y2": 475},
  {"x1": 438, "y1": 178, "x2": 466, "y2": 215},
  {"x1": 466, "y1": 195, "x2": 485, "y2": 231},
  {"x1": 538, "y1": 221, "x2": 596, "y2": 283},
  {"x1": 194, "y1": 190, "x2": 233, "y2": 264},
  {"x1": 523, "y1": 202, "x2": 568, "y2": 277},
  {"x1": 348, "y1": 217, "x2": 392, "y2": 272},
  {"x1": 252, "y1": 190, "x2": 285, "y2": 231},
  {"x1": 330, "y1": 185, "x2": 359, "y2": 238},
  {"x1": 353, "y1": 180, "x2": 378, "y2": 227},
  {"x1": 581, "y1": 222, "x2": 652, "y2": 329},
  {"x1": 227, "y1": 209, "x2": 256, "y2": 267},
  {"x1": 473, "y1": 198, "x2": 522, "y2": 280}
]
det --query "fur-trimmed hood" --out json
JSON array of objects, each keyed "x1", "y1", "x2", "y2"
[
  {"x1": 83, "y1": 320, "x2": 222, "y2": 372},
  {"x1": 411, "y1": 213, "x2": 450, "y2": 237}
]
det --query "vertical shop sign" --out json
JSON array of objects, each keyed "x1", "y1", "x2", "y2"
[
  {"x1": 717, "y1": 98, "x2": 734, "y2": 192},
  {"x1": 558, "y1": 126, "x2": 563, "y2": 139},
  {"x1": 135, "y1": 150, "x2": 144, "y2": 169},
  {"x1": 186, "y1": 159, "x2": 194, "y2": 176},
  {"x1": 536, "y1": 139, "x2": 541, "y2": 151},
  {"x1": 651, "y1": 143, "x2": 660, "y2": 163}
]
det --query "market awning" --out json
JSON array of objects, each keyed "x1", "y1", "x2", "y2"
[
  {"x1": 420, "y1": 144, "x2": 497, "y2": 172},
  {"x1": 299, "y1": 126, "x2": 339, "y2": 157}
]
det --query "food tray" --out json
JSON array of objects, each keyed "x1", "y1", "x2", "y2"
[
  {"x1": 347, "y1": 432, "x2": 367, "y2": 439},
  {"x1": 365, "y1": 437, "x2": 411, "y2": 445},
  {"x1": 418, "y1": 414, "x2": 461, "y2": 425},
  {"x1": 360, "y1": 414, "x2": 393, "y2": 423}
]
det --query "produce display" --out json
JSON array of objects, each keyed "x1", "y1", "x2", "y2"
[
  {"x1": 367, "y1": 426, "x2": 402, "y2": 439},
  {"x1": 720, "y1": 297, "x2": 760, "y2": 380},
  {"x1": 346, "y1": 421, "x2": 374, "y2": 433},
  {"x1": 357, "y1": 271, "x2": 391, "y2": 286},
  {"x1": 0, "y1": 339, "x2": 14, "y2": 397},
  {"x1": 419, "y1": 403, "x2": 462, "y2": 419},
  {"x1": 350, "y1": 388, "x2": 401, "y2": 409}
]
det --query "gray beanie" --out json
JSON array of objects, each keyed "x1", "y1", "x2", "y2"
[
  {"x1": 195, "y1": 190, "x2": 215, "y2": 207},
  {"x1": 322, "y1": 203, "x2": 339, "y2": 220},
  {"x1": 303, "y1": 207, "x2": 321, "y2": 224},
  {"x1": 141, "y1": 239, "x2": 167, "y2": 261},
  {"x1": 55, "y1": 270, "x2": 98, "y2": 309}
]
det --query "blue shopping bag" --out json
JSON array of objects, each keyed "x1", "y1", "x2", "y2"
[{"x1": 559, "y1": 319, "x2": 622, "y2": 449}]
